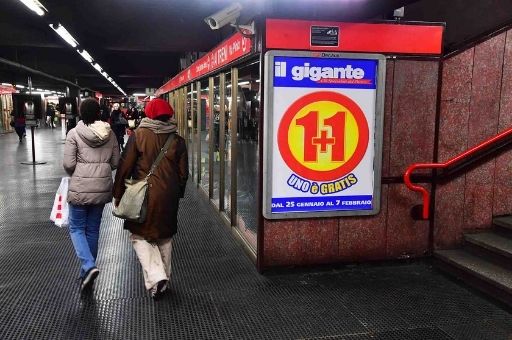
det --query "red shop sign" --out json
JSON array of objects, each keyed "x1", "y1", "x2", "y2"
[
  {"x1": 0, "y1": 85, "x2": 16, "y2": 94},
  {"x1": 266, "y1": 19, "x2": 444, "y2": 55},
  {"x1": 157, "y1": 32, "x2": 252, "y2": 96}
]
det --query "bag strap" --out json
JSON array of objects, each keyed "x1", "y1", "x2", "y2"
[{"x1": 146, "y1": 133, "x2": 175, "y2": 178}]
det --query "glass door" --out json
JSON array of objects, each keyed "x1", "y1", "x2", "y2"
[
  {"x1": 199, "y1": 80, "x2": 210, "y2": 193},
  {"x1": 234, "y1": 61, "x2": 260, "y2": 251}
]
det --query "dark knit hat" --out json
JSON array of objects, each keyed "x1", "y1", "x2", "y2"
[{"x1": 145, "y1": 98, "x2": 174, "y2": 119}]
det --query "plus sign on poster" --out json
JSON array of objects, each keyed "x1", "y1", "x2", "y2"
[{"x1": 263, "y1": 51, "x2": 386, "y2": 219}]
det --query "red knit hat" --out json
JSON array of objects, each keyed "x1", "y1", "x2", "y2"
[{"x1": 145, "y1": 98, "x2": 174, "y2": 119}]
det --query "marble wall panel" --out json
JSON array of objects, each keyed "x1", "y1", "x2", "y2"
[
  {"x1": 437, "y1": 48, "x2": 475, "y2": 161},
  {"x1": 434, "y1": 48, "x2": 475, "y2": 248},
  {"x1": 493, "y1": 31, "x2": 512, "y2": 216},
  {"x1": 389, "y1": 60, "x2": 439, "y2": 177},
  {"x1": 434, "y1": 177, "x2": 466, "y2": 248},
  {"x1": 263, "y1": 218, "x2": 338, "y2": 267},
  {"x1": 338, "y1": 185, "x2": 388, "y2": 261},
  {"x1": 464, "y1": 33, "x2": 506, "y2": 229},
  {"x1": 386, "y1": 184, "x2": 430, "y2": 258},
  {"x1": 382, "y1": 61, "x2": 395, "y2": 178}
]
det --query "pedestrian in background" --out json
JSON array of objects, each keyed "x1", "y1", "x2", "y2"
[
  {"x1": 110, "y1": 103, "x2": 127, "y2": 151},
  {"x1": 63, "y1": 98, "x2": 120, "y2": 292},
  {"x1": 10, "y1": 109, "x2": 26, "y2": 143},
  {"x1": 46, "y1": 103, "x2": 56, "y2": 128},
  {"x1": 113, "y1": 98, "x2": 188, "y2": 300},
  {"x1": 100, "y1": 103, "x2": 110, "y2": 122}
]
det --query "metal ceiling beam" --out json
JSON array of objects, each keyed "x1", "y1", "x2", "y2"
[{"x1": 0, "y1": 56, "x2": 80, "y2": 89}]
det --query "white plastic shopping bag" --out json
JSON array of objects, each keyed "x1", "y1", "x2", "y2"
[{"x1": 50, "y1": 177, "x2": 70, "y2": 227}]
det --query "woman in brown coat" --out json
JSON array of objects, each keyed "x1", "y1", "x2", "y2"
[{"x1": 113, "y1": 98, "x2": 188, "y2": 299}]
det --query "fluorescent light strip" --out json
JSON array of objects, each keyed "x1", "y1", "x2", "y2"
[
  {"x1": 1, "y1": 83, "x2": 12, "y2": 86},
  {"x1": 49, "y1": 22, "x2": 126, "y2": 96},
  {"x1": 92, "y1": 63, "x2": 102, "y2": 72},
  {"x1": 21, "y1": 86, "x2": 64, "y2": 95},
  {"x1": 49, "y1": 24, "x2": 78, "y2": 48},
  {"x1": 78, "y1": 49, "x2": 93, "y2": 63},
  {"x1": 18, "y1": 0, "x2": 47, "y2": 16}
]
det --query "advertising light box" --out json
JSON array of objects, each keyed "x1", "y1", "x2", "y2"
[{"x1": 263, "y1": 51, "x2": 386, "y2": 219}]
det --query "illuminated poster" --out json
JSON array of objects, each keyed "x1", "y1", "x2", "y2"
[{"x1": 263, "y1": 51, "x2": 385, "y2": 219}]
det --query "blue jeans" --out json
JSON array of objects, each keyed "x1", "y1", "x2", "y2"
[{"x1": 68, "y1": 203, "x2": 105, "y2": 277}]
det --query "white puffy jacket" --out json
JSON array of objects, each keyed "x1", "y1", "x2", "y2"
[{"x1": 63, "y1": 120, "x2": 120, "y2": 205}]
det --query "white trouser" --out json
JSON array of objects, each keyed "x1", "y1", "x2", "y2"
[{"x1": 130, "y1": 234, "x2": 173, "y2": 290}]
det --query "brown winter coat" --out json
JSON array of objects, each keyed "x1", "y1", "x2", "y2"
[{"x1": 113, "y1": 127, "x2": 188, "y2": 240}]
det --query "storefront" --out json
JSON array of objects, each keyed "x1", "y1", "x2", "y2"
[
  {"x1": 156, "y1": 19, "x2": 444, "y2": 271},
  {"x1": 0, "y1": 85, "x2": 15, "y2": 133}
]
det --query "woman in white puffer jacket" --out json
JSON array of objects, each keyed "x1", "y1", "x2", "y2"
[{"x1": 63, "y1": 98, "x2": 120, "y2": 292}]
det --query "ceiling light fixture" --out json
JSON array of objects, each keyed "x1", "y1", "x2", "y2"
[
  {"x1": 18, "y1": 0, "x2": 47, "y2": 16},
  {"x1": 50, "y1": 23, "x2": 78, "y2": 48},
  {"x1": 132, "y1": 93, "x2": 146, "y2": 96},
  {"x1": 1, "y1": 83, "x2": 12, "y2": 86},
  {"x1": 16, "y1": 84, "x2": 25, "y2": 88},
  {"x1": 92, "y1": 63, "x2": 102, "y2": 73},
  {"x1": 78, "y1": 49, "x2": 93, "y2": 63},
  {"x1": 47, "y1": 20, "x2": 125, "y2": 96}
]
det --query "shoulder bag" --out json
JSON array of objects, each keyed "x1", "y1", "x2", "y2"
[{"x1": 112, "y1": 133, "x2": 175, "y2": 223}]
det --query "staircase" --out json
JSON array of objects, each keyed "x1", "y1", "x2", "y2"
[{"x1": 434, "y1": 216, "x2": 512, "y2": 306}]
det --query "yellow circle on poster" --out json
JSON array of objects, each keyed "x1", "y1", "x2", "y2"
[
  {"x1": 278, "y1": 91, "x2": 369, "y2": 182},
  {"x1": 288, "y1": 101, "x2": 359, "y2": 172}
]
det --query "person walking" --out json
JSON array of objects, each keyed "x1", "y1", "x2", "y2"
[
  {"x1": 113, "y1": 98, "x2": 188, "y2": 300},
  {"x1": 10, "y1": 109, "x2": 26, "y2": 142},
  {"x1": 63, "y1": 98, "x2": 120, "y2": 292},
  {"x1": 110, "y1": 103, "x2": 127, "y2": 151},
  {"x1": 46, "y1": 103, "x2": 56, "y2": 128},
  {"x1": 100, "y1": 103, "x2": 110, "y2": 122}
]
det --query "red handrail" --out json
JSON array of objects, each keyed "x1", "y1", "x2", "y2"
[{"x1": 404, "y1": 127, "x2": 512, "y2": 219}]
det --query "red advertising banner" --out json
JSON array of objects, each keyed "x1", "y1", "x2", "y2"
[
  {"x1": 156, "y1": 32, "x2": 252, "y2": 96},
  {"x1": 266, "y1": 19, "x2": 444, "y2": 55}
]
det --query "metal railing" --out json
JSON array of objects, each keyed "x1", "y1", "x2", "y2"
[{"x1": 404, "y1": 126, "x2": 512, "y2": 219}]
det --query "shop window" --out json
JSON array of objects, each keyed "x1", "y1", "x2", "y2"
[
  {"x1": 212, "y1": 76, "x2": 222, "y2": 208},
  {"x1": 235, "y1": 61, "x2": 260, "y2": 250},
  {"x1": 199, "y1": 80, "x2": 209, "y2": 193}
]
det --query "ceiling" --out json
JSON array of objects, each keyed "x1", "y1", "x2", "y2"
[{"x1": 0, "y1": 0, "x2": 511, "y2": 97}]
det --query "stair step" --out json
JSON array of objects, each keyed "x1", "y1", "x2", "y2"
[
  {"x1": 493, "y1": 216, "x2": 512, "y2": 231},
  {"x1": 464, "y1": 232, "x2": 512, "y2": 259},
  {"x1": 435, "y1": 249, "x2": 512, "y2": 305}
]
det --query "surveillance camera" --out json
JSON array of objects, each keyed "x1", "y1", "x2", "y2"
[
  {"x1": 204, "y1": 3, "x2": 242, "y2": 30},
  {"x1": 393, "y1": 7, "x2": 405, "y2": 18}
]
